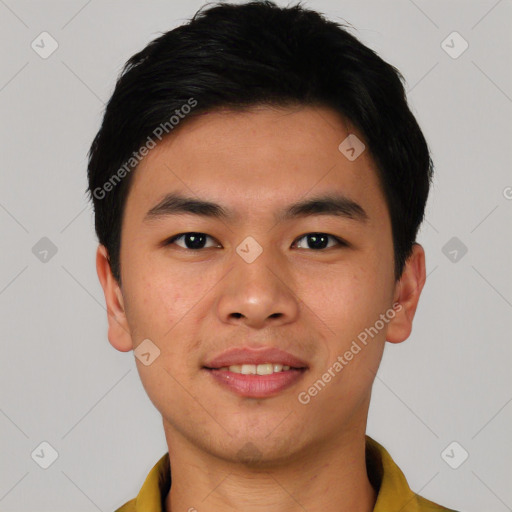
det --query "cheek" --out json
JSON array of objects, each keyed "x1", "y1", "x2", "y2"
[
  {"x1": 124, "y1": 265, "x2": 201, "y2": 406},
  {"x1": 299, "y1": 253, "x2": 394, "y2": 360},
  {"x1": 302, "y1": 262, "x2": 387, "y2": 329},
  {"x1": 123, "y1": 258, "x2": 218, "y2": 348}
]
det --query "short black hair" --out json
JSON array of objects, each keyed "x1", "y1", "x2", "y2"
[{"x1": 87, "y1": 0, "x2": 433, "y2": 284}]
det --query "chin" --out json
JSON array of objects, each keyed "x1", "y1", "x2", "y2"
[{"x1": 205, "y1": 431, "x2": 308, "y2": 468}]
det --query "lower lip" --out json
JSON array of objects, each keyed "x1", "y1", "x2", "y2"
[{"x1": 205, "y1": 368, "x2": 307, "y2": 398}]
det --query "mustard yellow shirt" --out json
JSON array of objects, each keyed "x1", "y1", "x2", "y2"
[{"x1": 114, "y1": 436, "x2": 459, "y2": 512}]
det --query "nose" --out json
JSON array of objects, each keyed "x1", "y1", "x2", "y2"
[{"x1": 215, "y1": 247, "x2": 300, "y2": 329}]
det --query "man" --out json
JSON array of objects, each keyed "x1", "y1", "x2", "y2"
[{"x1": 87, "y1": 1, "x2": 459, "y2": 511}]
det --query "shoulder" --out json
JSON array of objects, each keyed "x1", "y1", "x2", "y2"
[
  {"x1": 417, "y1": 494, "x2": 462, "y2": 512},
  {"x1": 113, "y1": 498, "x2": 136, "y2": 512}
]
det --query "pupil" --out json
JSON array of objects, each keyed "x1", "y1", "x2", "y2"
[
  {"x1": 308, "y1": 233, "x2": 328, "y2": 249},
  {"x1": 186, "y1": 233, "x2": 206, "y2": 249}
]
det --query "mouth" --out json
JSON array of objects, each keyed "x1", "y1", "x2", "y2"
[
  {"x1": 203, "y1": 363, "x2": 306, "y2": 375},
  {"x1": 202, "y1": 347, "x2": 309, "y2": 398},
  {"x1": 203, "y1": 366, "x2": 307, "y2": 398},
  {"x1": 203, "y1": 346, "x2": 309, "y2": 371}
]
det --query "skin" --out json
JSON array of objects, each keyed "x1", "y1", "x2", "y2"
[{"x1": 96, "y1": 106, "x2": 426, "y2": 512}]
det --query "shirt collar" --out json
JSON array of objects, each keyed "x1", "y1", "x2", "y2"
[{"x1": 125, "y1": 435, "x2": 445, "y2": 512}]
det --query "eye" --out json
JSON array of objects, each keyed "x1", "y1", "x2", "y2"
[
  {"x1": 164, "y1": 232, "x2": 348, "y2": 251},
  {"x1": 292, "y1": 233, "x2": 347, "y2": 250},
  {"x1": 165, "y1": 232, "x2": 220, "y2": 250}
]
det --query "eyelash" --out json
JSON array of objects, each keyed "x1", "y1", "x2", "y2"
[{"x1": 164, "y1": 232, "x2": 348, "y2": 251}]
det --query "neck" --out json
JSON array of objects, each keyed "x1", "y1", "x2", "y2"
[{"x1": 163, "y1": 426, "x2": 376, "y2": 512}]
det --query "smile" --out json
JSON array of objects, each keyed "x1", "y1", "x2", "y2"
[
  {"x1": 204, "y1": 366, "x2": 307, "y2": 398},
  {"x1": 217, "y1": 363, "x2": 292, "y2": 375}
]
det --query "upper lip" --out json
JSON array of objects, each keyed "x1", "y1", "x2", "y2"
[{"x1": 204, "y1": 347, "x2": 309, "y2": 369}]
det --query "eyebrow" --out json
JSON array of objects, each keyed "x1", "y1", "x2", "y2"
[{"x1": 144, "y1": 192, "x2": 368, "y2": 223}]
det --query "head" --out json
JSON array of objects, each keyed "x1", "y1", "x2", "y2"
[{"x1": 88, "y1": 1, "x2": 430, "y2": 464}]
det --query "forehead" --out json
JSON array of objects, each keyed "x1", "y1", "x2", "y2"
[{"x1": 123, "y1": 106, "x2": 387, "y2": 222}]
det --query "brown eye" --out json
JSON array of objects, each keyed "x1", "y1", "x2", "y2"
[
  {"x1": 166, "y1": 232, "x2": 220, "y2": 250},
  {"x1": 293, "y1": 233, "x2": 347, "y2": 250}
]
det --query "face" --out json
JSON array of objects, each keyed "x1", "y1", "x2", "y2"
[{"x1": 97, "y1": 106, "x2": 425, "y2": 466}]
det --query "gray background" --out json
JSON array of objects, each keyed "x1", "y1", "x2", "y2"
[{"x1": 1, "y1": 1, "x2": 511, "y2": 511}]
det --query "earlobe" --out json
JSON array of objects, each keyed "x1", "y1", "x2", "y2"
[
  {"x1": 385, "y1": 243, "x2": 426, "y2": 344},
  {"x1": 95, "y1": 245, "x2": 133, "y2": 352}
]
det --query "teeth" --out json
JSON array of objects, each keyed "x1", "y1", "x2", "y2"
[
  {"x1": 257, "y1": 363, "x2": 273, "y2": 375},
  {"x1": 241, "y1": 364, "x2": 256, "y2": 375},
  {"x1": 217, "y1": 363, "x2": 294, "y2": 374}
]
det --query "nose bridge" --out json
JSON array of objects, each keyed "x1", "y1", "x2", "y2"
[
  {"x1": 236, "y1": 240, "x2": 283, "y2": 292},
  {"x1": 216, "y1": 239, "x2": 299, "y2": 327}
]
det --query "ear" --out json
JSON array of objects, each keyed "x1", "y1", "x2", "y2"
[
  {"x1": 385, "y1": 243, "x2": 426, "y2": 344},
  {"x1": 96, "y1": 244, "x2": 133, "y2": 352}
]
